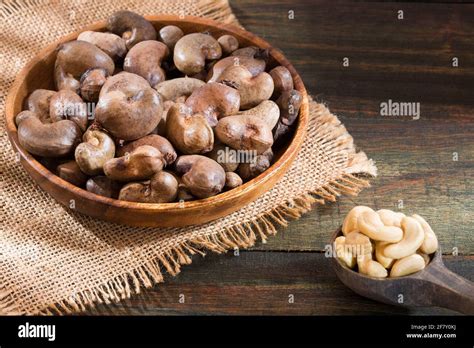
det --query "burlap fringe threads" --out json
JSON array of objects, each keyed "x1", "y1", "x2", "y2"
[{"x1": 1, "y1": 112, "x2": 373, "y2": 315}]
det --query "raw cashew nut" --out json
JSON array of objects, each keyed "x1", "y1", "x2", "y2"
[
  {"x1": 390, "y1": 254, "x2": 426, "y2": 277},
  {"x1": 95, "y1": 72, "x2": 163, "y2": 140},
  {"x1": 117, "y1": 134, "x2": 177, "y2": 166},
  {"x1": 107, "y1": 10, "x2": 157, "y2": 49},
  {"x1": 206, "y1": 143, "x2": 240, "y2": 172},
  {"x1": 80, "y1": 68, "x2": 108, "y2": 102},
  {"x1": 155, "y1": 77, "x2": 205, "y2": 101},
  {"x1": 16, "y1": 111, "x2": 81, "y2": 157},
  {"x1": 412, "y1": 214, "x2": 439, "y2": 254},
  {"x1": 382, "y1": 216, "x2": 425, "y2": 259},
  {"x1": 215, "y1": 114, "x2": 273, "y2": 154},
  {"x1": 165, "y1": 103, "x2": 214, "y2": 154},
  {"x1": 54, "y1": 40, "x2": 114, "y2": 92},
  {"x1": 269, "y1": 66, "x2": 294, "y2": 98},
  {"x1": 375, "y1": 242, "x2": 395, "y2": 269},
  {"x1": 357, "y1": 254, "x2": 388, "y2": 278},
  {"x1": 26, "y1": 89, "x2": 56, "y2": 123},
  {"x1": 103, "y1": 145, "x2": 164, "y2": 182},
  {"x1": 175, "y1": 155, "x2": 225, "y2": 198},
  {"x1": 184, "y1": 82, "x2": 240, "y2": 126},
  {"x1": 75, "y1": 128, "x2": 115, "y2": 175},
  {"x1": 217, "y1": 65, "x2": 274, "y2": 109},
  {"x1": 173, "y1": 33, "x2": 222, "y2": 75},
  {"x1": 57, "y1": 160, "x2": 88, "y2": 187},
  {"x1": 123, "y1": 40, "x2": 169, "y2": 88},
  {"x1": 235, "y1": 100, "x2": 280, "y2": 129},
  {"x1": 207, "y1": 55, "x2": 266, "y2": 82},
  {"x1": 238, "y1": 149, "x2": 273, "y2": 180},
  {"x1": 334, "y1": 236, "x2": 356, "y2": 269},
  {"x1": 119, "y1": 171, "x2": 178, "y2": 203},
  {"x1": 276, "y1": 89, "x2": 302, "y2": 126},
  {"x1": 77, "y1": 31, "x2": 127, "y2": 61},
  {"x1": 417, "y1": 251, "x2": 431, "y2": 266},
  {"x1": 231, "y1": 46, "x2": 269, "y2": 60},
  {"x1": 224, "y1": 172, "x2": 243, "y2": 190},
  {"x1": 377, "y1": 209, "x2": 405, "y2": 227},
  {"x1": 49, "y1": 90, "x2": 88, "y2": 131},
  {"x1": 217, "y1": 34, "x2": 239, "y2": 55},
  {"x1": 358, "y1": 210, "x2": 403, "y2": 243},
  {"x1": 159, "y1": 25, "x2": 184, "y2": 50},
  {"x1": 341, "y1": 206, "x2": 374, "y2": 235},
  {"x1": 86, "y1": 176, "x2": 120, "y2": 198}
]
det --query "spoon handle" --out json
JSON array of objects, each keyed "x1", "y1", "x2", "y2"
[{"x1": 423, "y1": 259, "x2": 474, "y2": 314}]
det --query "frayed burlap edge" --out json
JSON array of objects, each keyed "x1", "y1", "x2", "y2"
[{"x1": 1, "y1": 100, "x2": 376, "y2": 315}]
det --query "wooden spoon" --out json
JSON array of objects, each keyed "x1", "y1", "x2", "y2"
[{"x1": 330, "y1": 228, "x2": 474, "y2": 314}]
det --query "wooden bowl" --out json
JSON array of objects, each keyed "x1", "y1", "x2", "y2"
[{"x1": 5, "y1": 15, "x2": 309, "y2": 227}]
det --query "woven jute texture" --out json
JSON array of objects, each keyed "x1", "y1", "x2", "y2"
[{"x1": 0, "y1": 0, "x2": 377, "y2": 315}]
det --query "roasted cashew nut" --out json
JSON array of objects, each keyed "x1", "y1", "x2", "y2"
[
  {"x1": 158, "y1": 25, "x2": 184, "y2": 50},
  {"x1": 217, "y1": 34, "x2": 239, "y2": 55},
  {"x1": 184, "y1": 82, "x2": 240, "y2": 126},
  {"x1": 107, "y1": 10, "x2": 157, "y2": 49},
  {"x1": 49, "y1": 90, "x2": 88, "y2": 131},
  {"x1": 217, "y1": 65, "x2": 274, "y2": 109},
  {"x1": 95, "y1": 72, "x2": 163, "y2": 140},
  {"x1": 215, "y1": 114, "x2": 274, "y2": 154},
  {"x1": 381, "y1": 216, "x2": 425, "y2": 259},
  {"x1": 155, "y1": 77, "x2": 205, "y2": 102},
  {"x1": 77, "y1": 31, "x2": 127, "y2": 62},
  {"x1": 57, "y1": 160, "x2": 88, "y2": 187},
  {"x1": 103, "y1": 145, "x2": 164, "y2": 182},
  {"x1": 173, "y1": 33, "x2": 222, "y2": 75},
  {"x1": 175, "y1": 155, "x2": 225, "y2": 199},
  {"x1": 16, "y1": 110, "x2": 81, "y2": 157},
  {"x1": 54, "y1": 40, "x2": 114, "y2": 92},
  {"x1": 390, "y1": 254, "x2": 426, "y2": 277},
  {"x1": 80, "y1": 68, "x2": 108, "y2": 103},
  {"x1": 207, "y1": 55, "x2": 266, "y2": 82},
  {"x1": 276, "y1": 89, "x2": 302, "y2": 126},
  {"x1": 75, "y1": 128, "x2": 115, "y2": 175},
  {"x1": 269, "y1": 66, "x2": 294, "y2": 98},
  {"x1": 117, "y1": 134, "x2": 177, "y2": 166},
  {"x1": 238, "y1": 149, "x2": 273, "y2": 180},
  {"x1": 123, "y1": 40, "x2": 169, "y2": 88},
  {"x1": 165, "y1": 103, "x2": 214, "y2": 154},
  {"x1": 119, "y1": 171, "x2": 178, "y2": 203},
  {"x1": 26, "y1": 89, "x2": 56, "y2": 123},
  {"x1": 224, "y1": 172, "x2": 243, "y2": 190},
  {"x1": 235, "y1": 100, "x2": 280, "y2": 129},
  {"x1": 86, "y1": 176, "x2": 120, "y2": 198}
]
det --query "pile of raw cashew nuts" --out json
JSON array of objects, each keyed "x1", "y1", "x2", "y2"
[
  {"x1": 15, "y1": 10, "x2": 302, "y2": 203},
  {"x1": 336, "y1": 206, "x2": 439, "y2": 278}
]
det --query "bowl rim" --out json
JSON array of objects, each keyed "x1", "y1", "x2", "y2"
[{"x1": 5, "y1": 14, "x2": 309, "y2": 213}]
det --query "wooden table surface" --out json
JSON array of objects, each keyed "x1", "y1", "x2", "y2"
[{"x1": 87, "y1": 0, "x2": 474, "y2": 315}]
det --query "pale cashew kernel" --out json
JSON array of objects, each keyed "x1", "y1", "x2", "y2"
[
  {"x1": 358, "y1": 210, "x2": 403, "y2": 243},
  {"x1": 357, "y1": 254, "x2": 388, "y2": 278},
  {"x1": 375, "y1": 241, "x2": 395, "y2": 269},
  {"x1": 341, "y1": 205, "x2": 374, "y2": 235},
  {"x1": 344, "y1": 231, "x2": 372, "y2": 257},
  {"x1": 377, "y1": 209, "x2": 405, "y2": 227},
  {"x1": 382, "y1": 216, "x2": 425, "y2": 259},
  {"x1": 390, "y1": 254, "x2": 426, "y2": 277},
  {"x1": 412, "y1": 214, "x2": 438, "y2": 254},
  {"x1": 334, "y1": 236, "x2": 356, "y2": 269}
]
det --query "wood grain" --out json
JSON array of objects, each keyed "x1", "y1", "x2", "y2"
[{"x1": 84, "y1": 251, "x2": 474, "y2": 315}]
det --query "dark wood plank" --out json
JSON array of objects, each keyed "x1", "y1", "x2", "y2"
[
  {"x1": 226, "y1": 0, "x2": 474, "y2": 254},
  {"x1": 83, "y1": 251, "x2": 473, "y2": 315}
]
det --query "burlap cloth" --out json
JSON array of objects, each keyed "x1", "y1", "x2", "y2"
[{"x1": 0, "y1": 0, "x2": 377, "y2": 315}]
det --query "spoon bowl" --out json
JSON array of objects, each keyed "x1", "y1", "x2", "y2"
[{"x1": 330, "y1": 228, "x2": 474, "y2": 314}]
